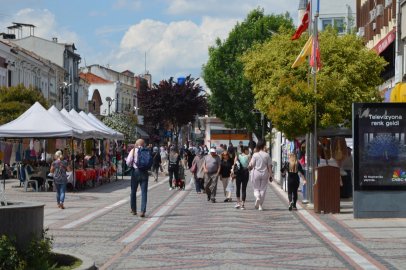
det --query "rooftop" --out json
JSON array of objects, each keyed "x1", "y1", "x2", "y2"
[{"x1": 79, "y1": 72, "x2": 114, "y2": 84}]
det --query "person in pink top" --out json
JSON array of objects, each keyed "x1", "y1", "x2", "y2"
[{"x1": 249, "y1": 140, "x2": 273, "y2": 211}]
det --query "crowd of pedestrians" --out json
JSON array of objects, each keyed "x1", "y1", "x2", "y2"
[{"x1": 127, "y1": 140, "x2": 304, "y2": 218}]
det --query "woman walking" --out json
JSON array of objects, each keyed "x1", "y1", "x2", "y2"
[
  {"x1": 160, "y1": 146, "x2": 168, "y2": 169},
  {"x1": 50, "y1": 151, "x2": 71, "y2": 209},
  {"x1": 232, "y1": 146, "x2": 250, "y2": 210},
  {"x1": 192, "y1": 150, "x2": 205, "y2": 194},
  {"x1": 282, "y1": 152, "x2": 306, "y2": 211},
  {"x1": 187, "y1": 148, "x2": 196, "y2": 170},
  {"x1": 220, "y1": 151, "x2": 234, "y2": 202},
  {"x1": 249, "y1": 141, "x2": 273, "y2": 211},
  {"x1": 152, "y1": 147, "x2": 162, "y2": 182},
  {"x1": 168, "y1": 146, "x2": 182, "y2": 190}
]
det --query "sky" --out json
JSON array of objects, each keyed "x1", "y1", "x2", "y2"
[{"x1": 0, "y1": 0, "x2": 298, "y2": 86}]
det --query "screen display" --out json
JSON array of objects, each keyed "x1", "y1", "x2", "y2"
[{"x1": 353, "y1": 103, "x2": 406, "y2": 191}]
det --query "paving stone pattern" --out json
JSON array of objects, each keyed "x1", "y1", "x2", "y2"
[{"x1": 2, "y1": 171, "x2": 406, "y2": 269}]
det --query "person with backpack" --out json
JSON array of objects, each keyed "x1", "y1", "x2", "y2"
[
  {"x1": 152, "y1": 147, "x2": 163, "y2": 182},
  {"x1": 232, "y1": 146, "x2": 250, "y2": 210},
  {"x1": 50, "y1": 151, "x2": 72, "y2": 209},
  {"x1": 168, "y1": 146, "x2": 183, "y2": 190},
  {"x1": 281, "y1": 152, "x2": 306, "y2": 211},
  {"x1": 126, "y1": 139, "x2": 153, "y2": 218}
]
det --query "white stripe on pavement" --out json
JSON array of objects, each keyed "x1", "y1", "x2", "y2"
[
  {"x1": 121, "y1": 184, "x2": 191, "y2": 243},
  {"x1": 61, "y1": 179, "x2": 167, "y2": 229},
  {"x1": 271, "y1": 182, "x2": 379, "y2": 270}
]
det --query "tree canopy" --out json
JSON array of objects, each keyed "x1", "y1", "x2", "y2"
[
  {"x1": 240, "y1": 26, "x2": 387, "y2": 139},
  {"x1": 138, "y1": 76, "x2": 208, "y2": 137},
  {"x1": 102, "y1": 113, "x2": 137, "y2": 143},
  {"x1": 201, "y1": 8, "x2": 295, "y2": 139},
  {"x1": 0, "y1": 84, "x2": 49, "y2": 125}
]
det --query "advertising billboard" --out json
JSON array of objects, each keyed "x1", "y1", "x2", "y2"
[{"x1": 353, "y1": 103, "x2": 406, "y2": 191}]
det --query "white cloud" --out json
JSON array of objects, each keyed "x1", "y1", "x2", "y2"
[
  {"x1": 112, "y1": 0, "x2": 142, "y2": 11},
  {"x1": 164, "y1": 0, "x2": 298, "y2": 25},
  {"x1": 105, "y1": 16, "x2": 237, "y2": 85},
  {"x1": 0, "y1": 9, "x2": 93, "y2": 54},
  {"x1": 89, "y1": 10, "x2": 108, "y2": 17}
]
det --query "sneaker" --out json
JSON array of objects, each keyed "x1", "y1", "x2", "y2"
[
  {"x1": 255, "y1": 198, "x2": 261, "y2": 209},
  {"x1": 207, "y1": 195, "x2": 211, "y2": 201},
  {"x1": 223, "y1": 198, "x2": 229, "y2": 202},
  {"x1": 258, "y1": 205, "x2": 263, "y2": 211},
  {"x1": 169, "y1": 187, "x2": 173, "y2": 191},
  {"x1": 289, "y1": 202, "x2": 293, "y2": 211},
  {"x1": 235, "y1": 202, "x2": 241, "y2": 209},
  {"x1": 240, "y1": 205, "x2": 246, "y2": 210},
  {"x1": 292, "y1": 205, "x2": 298, "y2": 210},
  {"x1": 211, "y1": 198, "x2": 216, "y2": 203}
]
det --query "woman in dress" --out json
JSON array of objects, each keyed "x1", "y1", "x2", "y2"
[
  {"x1": 50, "y1": 151, "x2": 72, "y2": 209},
  {"x1": 232, "y1": 146, "x2": 250, "y2": 210},
  {"x1": 219, "y1": 151, "x2": 234, "y2": 202},
  {"x1": 282, "y1": 152, "x2": 306, "y2": 211},
  {"x1": 249, "y1": 140, "x2": 273, "y2": 211}
]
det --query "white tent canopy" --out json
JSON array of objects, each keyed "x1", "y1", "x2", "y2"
[
  {"x1": 81, "y1": 112, "x2": 124, "y2": 141},
  {"x1": 47, "y1": 106, "x2": 94, "y2": 139},
  {"x1": 68, "y1": 109, "x2": 113, "y2": 140},
  {"x1": 0, "y1": 102, "x2": 84, "y2": 138},
  {"x1": 60, "y1": 109, "x2": 106, "y2": 140}
]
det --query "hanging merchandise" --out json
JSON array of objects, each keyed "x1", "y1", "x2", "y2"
[
  {"x1": 332, "y1": 137, "x2": 349, "y2": 168},
  {"x1": 10, "y1": 143, "x2": 16, "y2": 164},
  {"x1": 3, "y1": 143, "x2": 13, "y2": 164},
  {"x1": 47, "y1": 139, "x2": 56, "y2": 153},
  {"x1": 60, "y1": 139, "x2": 66, "y2": 149},
  {"x1": 15, "y1": 143, "x2": 22, "y2": 162},
  {"x1": 56, "y1": 139, "x2": 61, "y2": 149},
  {"x1": 335, "y1": 140, "x2": 342, "y2": 159},
  {"x1": 0, "y1": 151, "x2": 4, "y2": 161},
  {"x1": 34, "y1": 140, "x2": 40, "y2": 153},
  {"x1": 73, "y1": 140, "x2": 78, "y2": 152},
  {"x1": 22, "y1": 139, "x2": 30, "y2": 150},
  {"x1": 29, "y1": 139, "x2": 34, "y2": 150},
  {"x1": 325, "y1": 139, "x2": 332, "y2": 160},
  {"x1": 85, "y1": 140, "x2": 92, "y2": 155},
  {"x1": 66, "y1": 140, "x2": 72, "y2": 157}
]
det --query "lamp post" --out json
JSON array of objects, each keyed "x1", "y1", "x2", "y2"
[
  {"x1": 60, "y1": 82, "x2": 72, "y2": 109},
  {"x1": 106, "y1": 96, "x2": 116, "y2": 115}
]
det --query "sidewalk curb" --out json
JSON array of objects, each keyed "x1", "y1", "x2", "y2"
[{"x1": 53, "y1": 249, "x2": 95, "y2": 270}]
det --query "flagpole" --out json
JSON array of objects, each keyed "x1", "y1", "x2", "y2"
[{"x1": 310, "y1": 0, "x2": 320, "y2": 205}]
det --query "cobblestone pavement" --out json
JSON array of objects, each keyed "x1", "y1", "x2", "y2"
[{"x1": 2, "y1": 171, "x2": 406, "y2": 269}]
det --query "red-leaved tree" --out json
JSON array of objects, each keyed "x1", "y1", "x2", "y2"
[{"x1": 138, "y1": 75, "x2": 208, "y2": 141}]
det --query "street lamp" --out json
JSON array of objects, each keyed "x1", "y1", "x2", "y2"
[
  {"x1": 106, "y1": 96, "x2": 116, "y2": 115},
  {"x1": 60, "y1": 82, "x2": 72, "y2": 109}
]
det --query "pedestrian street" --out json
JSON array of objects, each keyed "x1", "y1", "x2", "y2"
[{"x1": 3, "y1": 171, "x2": 406, "y2": 269}]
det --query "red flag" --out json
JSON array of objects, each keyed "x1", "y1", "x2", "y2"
[
  {"x1": 292, "y1": 2, "x2": 310, "y2": 41},
  {"x1": 310, "y1": 37, "x2": 322, "y2": 70}
]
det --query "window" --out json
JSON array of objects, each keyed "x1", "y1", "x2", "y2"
[
  {"x1": 93, "y1": 101, "x2": 96, "y2": 111},
  {"x1": 322, "y1": 18, "x2": 344, "y2": 33}
]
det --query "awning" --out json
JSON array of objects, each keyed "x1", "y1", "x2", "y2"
[
  {"x1": 137, "y1": 126, "x2": 149, "y2": 139},
  {"x1": 87, "y1": 113, "x2": 125, "y2": 140},
  {"x1": 372, "y1": 28, "x2": 396, "y2": 54}
]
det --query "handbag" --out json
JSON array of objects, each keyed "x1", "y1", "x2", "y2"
[
  {"x1": 190, "y1": 161, "x2": 197, "y2": 173},
  {"x1": 125, "y1": 148, "x2": 136, "y2": 174},
  {"x1": 233, "y1": 155, "x2": 243, "y2": 175}
]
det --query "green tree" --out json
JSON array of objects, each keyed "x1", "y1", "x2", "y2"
[
  {"x1": 0, "y1": 84, "x2": 49, "y2": 125},
  {"x1": 201, "y1": 8, "x2": 295, "y2": 140},
  {"x1": 240, "y1": 26, "x2": 387, "y2": 139},
  {"x1": 102, "y1": 113, "x2": 137, "y2": 143}
]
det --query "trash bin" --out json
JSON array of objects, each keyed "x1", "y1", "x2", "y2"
[{"x1": 314, "y1": 165, "x2": 340, "y2": 214}]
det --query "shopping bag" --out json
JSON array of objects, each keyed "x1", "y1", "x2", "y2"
[
  {"x1": 226, "y1": 178, "x2": 234, "y2": 191},
  {"x1": 190, "y1": 176, "x2": 195, "y2": 185}
]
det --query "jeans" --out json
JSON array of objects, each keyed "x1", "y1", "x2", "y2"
[
  {"x1": 131, "y1": 169, "x2": 149, "y2": 213},
  {"x1": 55, "y1": 184, "x2": 66, "y2": 204},
  {"x1": 168, "y1": 166, "x2": 179, "y2": 188},
  {"x1": 195, "y1": 177, "x2": 204, "y2": 192},
  {"x1": 236, "y1": 169, "x2": 249, "y2": 202},
  {"x1": 152, "y1": 165, "x2": 159, "y2": 179}
]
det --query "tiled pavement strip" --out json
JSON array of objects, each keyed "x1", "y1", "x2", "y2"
[{"x1": 2, "y1": 171, "x2": 406, "y2": 269}]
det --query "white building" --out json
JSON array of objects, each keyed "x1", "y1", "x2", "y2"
[{"x1": 9, "y1": 36, "x2": 82, "y2": 111}]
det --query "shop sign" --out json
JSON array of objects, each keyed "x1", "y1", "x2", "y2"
[
  {"x1": 353, "y1": 103, "x2": 406, "y2": 191},
  {"x1": 395, "y1": 55, "x2": 402, "y2": 84},
  {"x1": 166, "y1": 131, "x2": 171, "y2": 136},
  {"x1": 372, "y1": 28, "x2": 396, "y2": 55}
]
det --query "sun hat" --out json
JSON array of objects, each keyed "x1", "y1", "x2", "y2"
[{"x1": 209, "y1": 148, "x2": 216, "y2": 153}]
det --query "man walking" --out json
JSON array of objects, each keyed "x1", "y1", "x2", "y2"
[
  {"x1": 217, "y1": 144, "x2": 224, "y2": 155},
  {"x1": 203, "y1": 147, "x2": 221, "y2": 203},
  {"x1": 228, "y1": 143, "x2": 236, "y2": 160},
  {"x1": 126, "y1": 139, "x2": 149, "y2": 218}
]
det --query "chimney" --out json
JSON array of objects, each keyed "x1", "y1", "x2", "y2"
[{"x1": 52, "y1": 37, "x2": 58, "y2": 43}]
